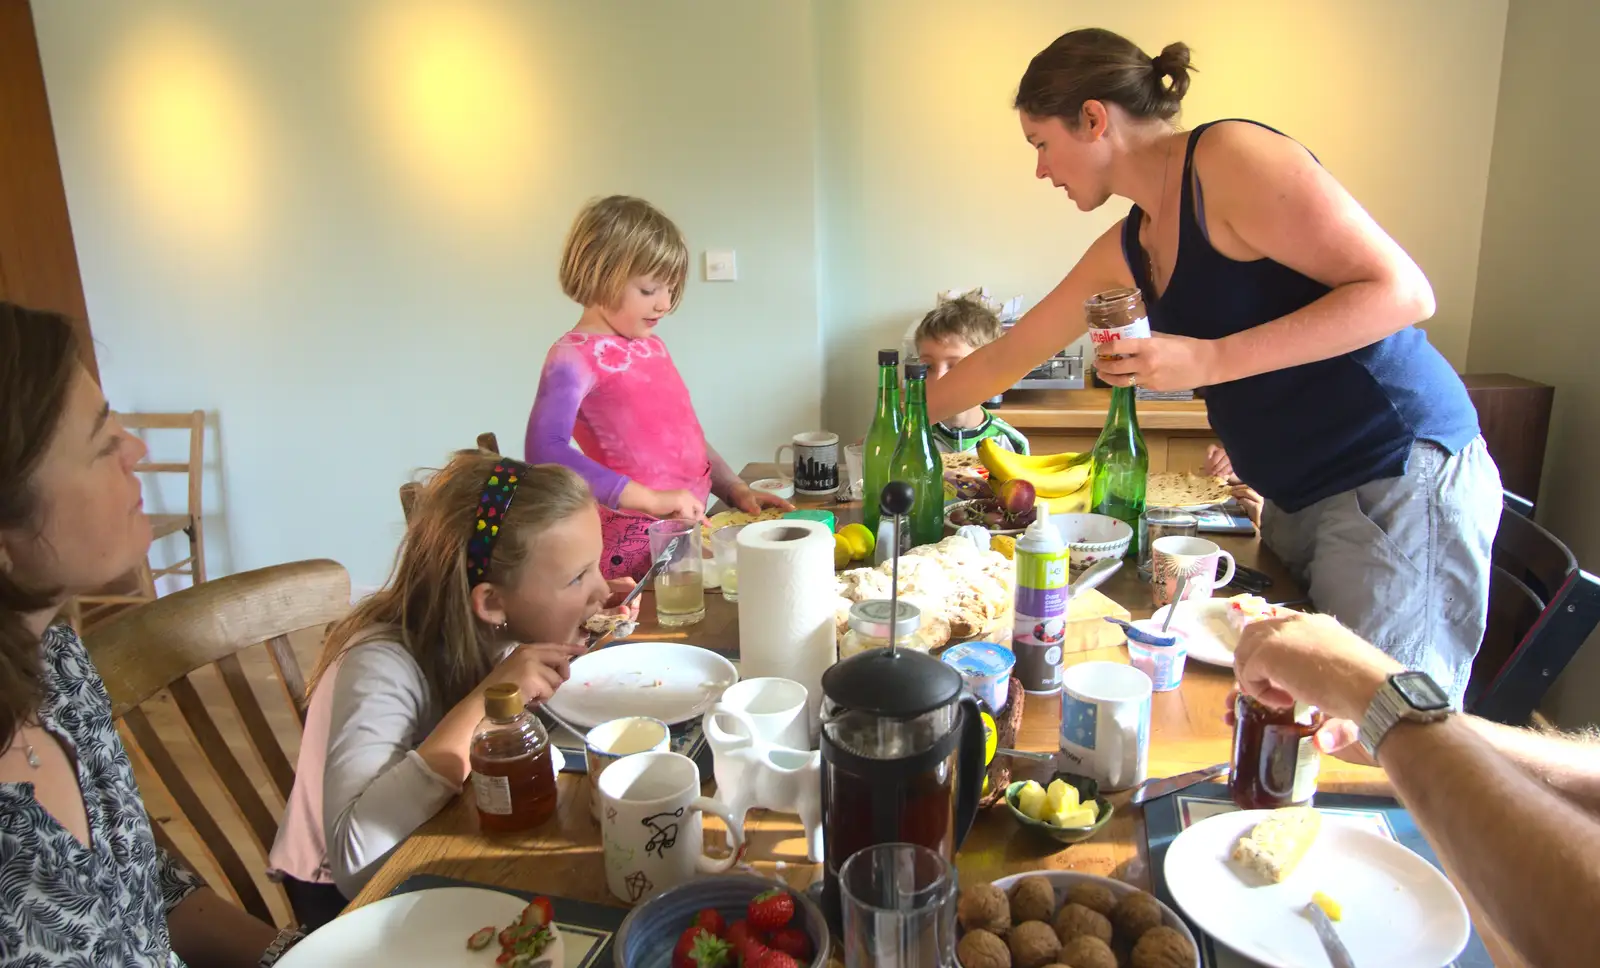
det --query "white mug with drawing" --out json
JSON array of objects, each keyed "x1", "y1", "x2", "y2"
[{"x1": 596, "y1": 750, "x2": 745, "y2": 904}]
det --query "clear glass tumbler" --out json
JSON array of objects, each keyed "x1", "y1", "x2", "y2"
[
  {"x1": 647, "y1": 518, "x2": 704, "y2": 627},
  {"x1": 710, "y1": 524, "x2": 745, "y2": 603},
  {"x1": 840, "y1": 842, "x2": 958, "y2": 968}
]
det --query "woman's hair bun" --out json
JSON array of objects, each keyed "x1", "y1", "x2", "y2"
[{"x1": 1151, "y1": 42, "x2": 1194, "y2": 101}]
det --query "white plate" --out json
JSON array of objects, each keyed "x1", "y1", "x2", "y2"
[
  {"x1": 1164, "y1": 810, "x2": 1470, "y2": 968},
  {"x1": 1150, "y1": 599, "x2": 1239, "y2": 667},
  {"x1": 279, "y1": 887, "x2": 562, "y2": 967},
  {"x1": 990, "y1": 870, "x2": 1199, "y2": 968},
  {"x1": 545, "y1": 641, "x2": 738, "y2": 729}
]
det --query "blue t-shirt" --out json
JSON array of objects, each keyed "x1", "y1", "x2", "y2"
[{"x1": 1122, "y1": 120, "x2": 1479, "y2": 512}]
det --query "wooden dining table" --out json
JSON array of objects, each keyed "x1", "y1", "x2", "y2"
[{"x1": 347, "y1": 465, "x2": 1518, "y2": 965}]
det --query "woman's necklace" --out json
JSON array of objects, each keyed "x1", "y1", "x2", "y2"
[
  {"x1": 6, "y1": 724, "x2": 41, "y2": 769},
  {"x1": 1143, "y1": 137, "x2": 1178, "y2": 291}
]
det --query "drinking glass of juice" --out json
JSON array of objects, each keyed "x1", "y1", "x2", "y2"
[{"x1": 647, "y1": 518, "x2": 705, "y2": 627}]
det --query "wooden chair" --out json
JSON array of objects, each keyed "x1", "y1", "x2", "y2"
[
  {"x1": 397, "y1": 432, "x2": 503, "y2": 523},
  {"x1": 1466, "y1": 497, "x2": 1600, "y2": 724},
  {"x1": 85, "y1": 559, "x2": 351, "y2": 925},
  {"x1": 71, "y1": 411, "x2": 208, "y2": 629}
]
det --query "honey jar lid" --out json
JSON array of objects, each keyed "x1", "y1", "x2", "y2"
[{"x1": 483, "y1": 683, "x2": 524, "y2": 720}]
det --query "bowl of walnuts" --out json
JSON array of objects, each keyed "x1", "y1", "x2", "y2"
[{"x1": 955, "y1": 870, "x2": 1199, "y2": 968}]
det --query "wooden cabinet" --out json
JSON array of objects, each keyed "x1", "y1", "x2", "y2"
[
  {"x1": 0, "y1": 0, "x2": 97, "y2": 375},
  {"x1": 1462, "y1": 373, "x2": 1554, "y2": 505},
  {"x1": 1026, "y1": 429, "x2": 1222, "y2": 474}
]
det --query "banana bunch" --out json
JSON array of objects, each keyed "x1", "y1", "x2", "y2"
[{"x1": 978, "y1": 439, "x2": 1094, "y2": 514}]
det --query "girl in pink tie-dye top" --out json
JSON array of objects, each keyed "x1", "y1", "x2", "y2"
[{"x1": 526, "y1": 196, "x2": 791, "y2": 579}]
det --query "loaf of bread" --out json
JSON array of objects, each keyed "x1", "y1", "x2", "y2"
[{"x1": 1232, "y1": 807, "x2": 1322, "y2": 882}]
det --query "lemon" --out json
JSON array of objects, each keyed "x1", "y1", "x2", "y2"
[
  {"x1": 839, "y1": 523, "x2": 876, "y2": 560},
  {"x1": 833, "y1": 533, "x2": 854, "y2": 569},
  {"x1": 990, "y1": 535, "x2": 1016, "y2": 560}
]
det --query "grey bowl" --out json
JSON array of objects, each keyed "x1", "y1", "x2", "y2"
[{"x1": 613, "y1": 873, "x2": 829, "y2": 968}]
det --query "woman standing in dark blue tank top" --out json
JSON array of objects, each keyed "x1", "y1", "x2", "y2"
[{"x1": 927, "y1": 27, "x2": 1502, "y2": 705}]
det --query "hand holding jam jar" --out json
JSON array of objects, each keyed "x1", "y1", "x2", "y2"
[{"x1": 1230, "y1": 694, "x2": 1325, "y2": 809}]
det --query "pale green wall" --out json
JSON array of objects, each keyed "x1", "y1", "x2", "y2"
[
  {"x1": 816, "y1": 0, "x2": 1509, "y2": 440},
  {"x1": 1468, "y1": 0, "x2": 1600, "y2": 727},
  {"x1": 32, "y1": 0, "x2": 1511, "y2": 592},
  {"x1": 33, "y1": 0, "x2": 822, "y2": 588}
]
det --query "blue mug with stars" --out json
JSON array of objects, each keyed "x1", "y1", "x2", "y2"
[{"x1": 1058, "y1": 662, "x2": 1152, "y2": 792}]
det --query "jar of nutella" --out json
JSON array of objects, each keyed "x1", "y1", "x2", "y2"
[{"x1": 1085, "y1": 287, "x2": 1150, "y2": 362}]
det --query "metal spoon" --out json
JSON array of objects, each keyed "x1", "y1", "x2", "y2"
[
  {"x1": 585, "y1": 535, "x2": 679, "y2": 648},
  {"x1": 1161, "y1": 574, "x2": 1189, "y2": 635}
]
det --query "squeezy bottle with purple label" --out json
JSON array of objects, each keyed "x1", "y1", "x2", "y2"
[{"x1": 1012, "y1": 502, "x2": 1070, "y2": 693}]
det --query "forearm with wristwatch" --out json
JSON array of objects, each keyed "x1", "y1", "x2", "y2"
[{"x1": 259, "y1": 928, "x2": 304, "y2": 966}]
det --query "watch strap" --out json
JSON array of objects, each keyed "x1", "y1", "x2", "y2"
[
  {"x1": 1360, "y1": 673, "x2": 1452, "y2": 758},
  {"x1": 259, "y1": 927, "x2": 304, "y2": 967}
]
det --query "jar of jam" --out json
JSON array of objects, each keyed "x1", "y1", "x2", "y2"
[
  {"x1": 1084, "y1": 287, "x2": 1151, "y2": 363},
  {"x1": 470, "y1": 683, "x2": 558, "y2": 832},
  {"x1": 1230, "y1": 695, "x2": 1324, "y2": 810}
]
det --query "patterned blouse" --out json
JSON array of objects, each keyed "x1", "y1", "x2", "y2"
[{"x1": 0, "y1": 625, "x2": 202, "y2": 967}]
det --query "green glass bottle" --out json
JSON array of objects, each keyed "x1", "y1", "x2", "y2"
[
  {"x1": 890, "y1": 363, "x2": 944, "y2": 549},
  {"x1": 862, "y1": 350, "x2": 902, "y2": 537},
  {"x1": 1090, "y1": 385, "x2": 1148, "y2": 559}
]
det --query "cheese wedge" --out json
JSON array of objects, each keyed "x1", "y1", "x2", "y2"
[{"x1": 1232, "y1": 807, "x2": 1321, "y2": 882}]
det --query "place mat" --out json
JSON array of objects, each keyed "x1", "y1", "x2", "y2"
[
  {"x1": 536, "y1": 707, "x2": 714, "y2": 783},
  {"x1": 1145, "y1": 783, "x2": 1490, "y2": 967},
  {"x1": 387, "y1": 874, "x2": 622, "y2": 968},
  {"x1": 1192, "y1": 503, "x2": 1256, "y2": 535}
]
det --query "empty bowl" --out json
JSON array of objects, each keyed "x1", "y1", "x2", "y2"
[{"x1": 1052, "y1": 513, "x2": 1134, "y2": 578}]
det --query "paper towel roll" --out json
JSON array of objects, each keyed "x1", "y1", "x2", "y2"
[{"x1": 736, "y1": 519, "x2": 837, "y2": 742}]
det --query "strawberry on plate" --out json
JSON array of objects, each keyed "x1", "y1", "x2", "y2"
[
  {"x1": 671, "y1": 927, "x2": 733, "y2": 968},
  {"x1": 749, "y1": 948, "x2": 799, "y2": 968},
  {"x1": 692, "y1": 907, "x2": 728, "y2": 938},
  {"x1": 746, "y1": 890, "x2": 795, "y2": 932},
  {"x1": 766, "y1": 926, "x2": 812, "y2": 961}
]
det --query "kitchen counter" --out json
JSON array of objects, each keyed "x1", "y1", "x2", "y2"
[
  {"x1": 992, "y1": 389, "x2": 1218, "y2": 473},
  {"x1": 993, "y1": 389, "x2": 1211, "y2": 430}
]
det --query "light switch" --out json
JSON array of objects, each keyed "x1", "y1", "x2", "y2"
[{"x1": 705, "y1": 249, "x2": 737, "y2": 281}]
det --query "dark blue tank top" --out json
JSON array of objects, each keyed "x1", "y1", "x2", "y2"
[{"x1": 1122, "y1": 120, "x2": 1479, "y2": 512}]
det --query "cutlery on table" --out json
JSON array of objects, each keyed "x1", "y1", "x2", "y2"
[
  {"x1": 1305, "y1": 901, "x2": 1358, "y2": 968},
  {"x1": 584, "y1": 535, "x2": 679, "y2": 648},
  {"x1": 1127, "y1": 762, "x2": 1229, "y2": 807}
]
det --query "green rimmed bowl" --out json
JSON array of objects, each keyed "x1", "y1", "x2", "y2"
[{"x1": 1003, "y1": 773, "x2": 1114, "y2": 844}]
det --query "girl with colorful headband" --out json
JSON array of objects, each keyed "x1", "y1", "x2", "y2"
[
  {"x1": 524, "y1": 195, "x2": 793, "y2": 580},
  {"x1": 269, "y1": 453, "x2": 637, "y2": 929}
]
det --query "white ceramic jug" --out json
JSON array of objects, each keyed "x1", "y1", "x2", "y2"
[{"x1": 703, "y1": 703, "x2": 824, "y2": 863}]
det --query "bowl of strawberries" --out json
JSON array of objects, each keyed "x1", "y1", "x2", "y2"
[{"x1": 613, "y1": 874, "x2": 829, "y2": 968}]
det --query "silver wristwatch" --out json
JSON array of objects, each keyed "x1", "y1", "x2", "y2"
[
  {"x1": 1359, "y1": 671, "x2": 1453, "y2": 758},
  {"x1": 259, "y1": 928, "x2": 304, "y2": 967}
]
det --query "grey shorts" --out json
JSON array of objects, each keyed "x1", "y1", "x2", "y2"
[{"x1": 1261, "y1": 437, "x2": 1503, "y2": 706}]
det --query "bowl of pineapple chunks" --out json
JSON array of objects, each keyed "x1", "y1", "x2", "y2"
[{"x1": 1004, "y1": 773, "x2": 1114, "y2": 844}]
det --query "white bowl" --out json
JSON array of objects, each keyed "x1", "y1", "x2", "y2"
[
  {"x1": 749, "y1": 477, "x2": 795, "y2": 500},
  {"x1": 1052, "y1": 513, "x2": 1134, "y2": 577},
  {"x1": 989, "y1": 870, "x2": 1199, "y2": 968}
]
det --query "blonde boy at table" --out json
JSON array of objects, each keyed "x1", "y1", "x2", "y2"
[
  {"x1": 269, "y1": 455, "x2": 639, "y2": 931},
  {"x1": 1233, "y1": 613, "x2": 1600, "y2": 968},
  {"x1": 914, "y1": 297, "x2": 1030, "y2": 455}
]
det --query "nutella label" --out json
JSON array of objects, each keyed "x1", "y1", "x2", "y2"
[{"x1": 1088, "y1": 317, "x2": 1151, "y2": 344}]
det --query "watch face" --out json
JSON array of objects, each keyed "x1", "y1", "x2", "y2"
[{"x1": 1392, "y1": 671, "x2": 1451, "y2": 711}]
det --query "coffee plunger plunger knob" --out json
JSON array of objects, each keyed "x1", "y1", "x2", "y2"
[{"x1": 879, "y1": 481, "x2": 915, "y2": 656}]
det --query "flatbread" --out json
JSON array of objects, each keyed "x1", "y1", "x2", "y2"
[
  {"x1": 940, "y1": 451, "x2": 986, "y2": 472},
  {"x1": 1147, "y1": 472, "x2": 1233, "y2": 508},
  {"x1": 702, "y1": 507, "x2": 785, "y2": 544}
]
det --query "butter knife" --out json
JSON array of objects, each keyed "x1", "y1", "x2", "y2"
[
  {"x1": 1127, "y1": 762, "x2": 1228, "y2": 806},
  {"x1": 1307, "y1": 903, "x2": 1357, "y2": 968}
]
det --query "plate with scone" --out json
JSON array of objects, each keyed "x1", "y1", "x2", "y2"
[{"x1": 1163, "y1": 807, "x2": 1470, "y2": 967}]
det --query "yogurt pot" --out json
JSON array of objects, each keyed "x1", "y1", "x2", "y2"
[
  {"x1": 749, "y1": 478, "x2": 795, "y2": 501},
  {"x1": 940, "y1": 642, "x2": 1017, "y2": 713},
  {"x1": 1122, "y1": 619, "x2": 1189, "y2": 692}
]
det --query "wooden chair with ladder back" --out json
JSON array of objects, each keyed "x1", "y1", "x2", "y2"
[
  {"x1": 71, "y1": 410, "x2": 208, "y2": 629},
  {"x1": 84, "y1": 559, "x2": 351, "y2": 926},
  {"x1": 398, "y1": 431, "x2": 501, "y2": 523},
  {"x1": 1466, "y1": 494, "x2": 1600, "y2": 725}
]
